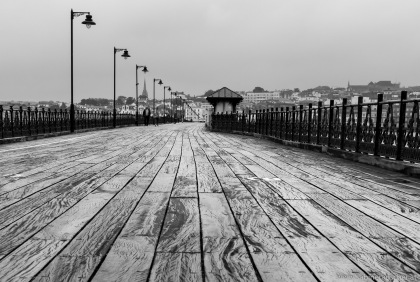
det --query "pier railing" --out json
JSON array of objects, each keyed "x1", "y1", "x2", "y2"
[
  {"x1": 211, "y1": 91, "x2": 420, "y2": 163},
  {"x1": 0, "y1": 106, "x2": 136, "y2": 139}
]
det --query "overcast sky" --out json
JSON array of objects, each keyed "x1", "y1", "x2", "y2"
[{"x1": 1, "y1": 0, "x2": 420, "y2": 103}]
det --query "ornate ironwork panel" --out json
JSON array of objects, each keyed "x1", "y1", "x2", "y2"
[
  {"x1": 378, "y1": 103, "x2": 397, "y2": 158},
  {"x1": 359, "y1": 105, "x2": 375, "y2": 154}
]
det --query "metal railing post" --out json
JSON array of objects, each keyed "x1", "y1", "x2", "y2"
[
  {"x1": 374, "y1": 94, "x2": 383, "y2": 156},
  {"x1": 317, "y1": 102, "x2": 322, "y2": 144},
  {"x1": 340, "y1": 98, "x2": 347, "y2": 150},
  {"x1": 396, "y1": 91, "x2": 408, "y2": 160},
  {"x1": 285, "y1": 107, "x2": 290, "y2": 140},
  {"x1": 308, "y1": 104, "x2": 312, "y2": 143},
  {"x1": 328, "y1": 100, "x2": 334, "y2": 147},
  {"x1": 355, "y1": 96, "x2": 363, "y2": 153},
  {"x1": 280, "y1": 107, "x2": 284, "y2": 139},
  {"x1": 299, "y1": 105, "x2": 303, "y2": 142}
]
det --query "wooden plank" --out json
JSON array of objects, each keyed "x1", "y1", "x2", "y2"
[
  {"x1": 230, "y1": 173, "x2": 367, "y2": 281},
  {"x1": 346, "y1": 199, "x2": 420, "y2": 240},
  {"x1": 0, "y1": 172, "x2": 55, "y2": 194},
  {"x1": 0, "y1": 173, "x2": 96, "y2": 230},
  {"x1": 250, "y1": 252, "x2": 317, "y2": 282},
  {"x1": 309, "y1": 193, "x2": 420, "y2": 272},
  {"x1": 196, "y1": 161, "x2": 222, "y2": 193},
  {"x1": 147, "y1": 159, "x2": 179, "y2": 193},
  {"x1": 92, "y1": 244, "x2": 154, "y2": 281},
  {"x1": 149, "y1": 252, "x2": 202, "y2": 282},
  {"x1": 0, "y1": 239, "x2": 67, "y2": 281},
  {"x1": 87, "y1": 191, "x2": 171, "y2": 281},
  {"x1": 172, "y1": 155, "x2": 197, "y2": 198},
  {"x1": 204, "y1": 238, "x2": 259, "y2": 281},
  {"x1": 356, "y1": 194, "x2": 420, "y2": 224},
  {"x1": 33, "y1": 255, "x2": 103, "y2": 282},
  {"x1": 200, "y1": 193, "x2": 258, "y2": 281},
  {"x1": 33, "y1": 197, "x2": 140, "y2": 280},
  {"x1": 344, "y1": 253, "x2": 420, "y2": 281},
  {"x1": 120, "y1": 192, "x2": 171, "y2": 237},
  {"x1": 288, "y1": 200, "x2": 420, "y2": 280},
  {"x1": 0, "y1": 174, "x2": 70, "y2": 210},
  {"x1": 200, "y1": 193, "x2": 240, "y2": 239},
  {"x1": 239, "y1": 173, "x2": 309, "y2": 200},
  {"x1": 157, "y1": 198, "x2": 200, "y2": 252},
  {"x1": 309, "y1": 194, "x2": 400, "y2": 238}
]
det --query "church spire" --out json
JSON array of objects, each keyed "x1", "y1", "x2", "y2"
[{"x1": 141, "y1": 78, "x2": 148, "y2": 99}]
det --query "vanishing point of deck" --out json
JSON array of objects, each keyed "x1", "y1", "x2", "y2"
[{"x1": 0, "y1": 123, "x2": 420, "y2": 281}]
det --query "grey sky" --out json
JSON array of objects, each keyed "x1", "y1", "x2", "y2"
[{"x1": 1, "y1": 0, "x2": 420, "y2": 103}]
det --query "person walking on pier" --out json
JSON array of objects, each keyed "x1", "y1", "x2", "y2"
[
  {"x1": 143, "y1": 107, "x2": 151, "y2": 126},
  {"x1": 155, "y1": 112, "x2": 159, "y2": 126}
]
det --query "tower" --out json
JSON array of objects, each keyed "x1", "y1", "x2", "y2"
[
  {"x1": 139, "y1": 79, "x2": 149, "y2": 103},
  {"x1": 142, "y1": 79, "x2": 148, "y2": 99}
]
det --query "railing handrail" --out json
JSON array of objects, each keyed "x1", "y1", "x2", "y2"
[
  {"x1": 211, "y1": 91, "x2": 420, "y2": 163},
  {"x1": 0, "y1": 105, "x2": 179, "y2": 140}
]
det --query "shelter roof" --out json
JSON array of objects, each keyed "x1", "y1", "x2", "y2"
[{"x1": 207, "y1": 87, "x2": 243, "y2": 99}]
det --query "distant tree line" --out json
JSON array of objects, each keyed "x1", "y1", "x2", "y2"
[{"x1": 80, "y1": 96, "x2": 136, "y2": 106}]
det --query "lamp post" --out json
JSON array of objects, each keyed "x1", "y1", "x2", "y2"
[
  {"x1": 170, "y1": 91, "x2": 174, "y2": 121},
  {"x1": 136, "y1": 65, "x2": 148, "y2": 125},
  {"x1": 114, "y1": 47, "x2": 130, "y2": 128},
  {"x1": 173, "y1": 92, "x2": 178, "y2": 123},
  {"x1": 70, "y1": 9, "x2": 96, "y2": 133},
  {"x1": 163, "y1": 86, "x2": 171, "y2": 123},
  {"x1": 153, "y1": 78, "x2": 163, "y2": 116}
]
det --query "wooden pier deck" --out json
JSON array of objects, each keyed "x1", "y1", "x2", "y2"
[{"x1": 1, "y1": 123, "x2": 420, "y2": 281}]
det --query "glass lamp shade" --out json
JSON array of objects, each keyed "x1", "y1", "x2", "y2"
[
  {"x1": 122, "y1": 50, "x2": 130, "y2": 59},
  {"x1": 82, "y1": 15, "x2": 96, "y2": 29}
]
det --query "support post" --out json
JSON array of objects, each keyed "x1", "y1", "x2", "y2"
[
  {"x1": 299, "y1": 105, "x2": 303, "y2": 142},
  {"x1": 286, "y1": 107, "x2": 290, "y2": 140},
  {"x1": 328, "y1": 100, "x2": 334, "y2": 147},
  {"x1": 396, "y1": 91, "x2": 408, "y2": 160},
  {"x1": 280, "y1": 107, "x2": 284, "y2": 139},
  {"x1": 317, "y1": 101, "x2": 322, "y2": 145},
  {"x1": 247, "y1": 110, "x2": 251, "y2": 133},
  {"x1": 374, "y1": 94, "x2": 383, "y2": 156},
  {"x1": 308, "y1": 104, "x2": 312, "y2": 143},
  {"x1": 355, "y1": 96, "x2": 363, "y2": 153},
  {"x1": 340, "y1": 98, "x2": 347, "y2": 150},
  {"x1": 275, "y1": 107, "x2": 279, "y2": 137}
]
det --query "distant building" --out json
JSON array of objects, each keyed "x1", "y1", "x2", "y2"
[
  {"x1": 347, "y1": 81, "x2": 400, "y2": 94},
  {"x1": 244, "y1": 92, "x2": 281, "y2": 103},
  {"x1": 120, "y1": 105, "x2": 135, "y2": 114}
]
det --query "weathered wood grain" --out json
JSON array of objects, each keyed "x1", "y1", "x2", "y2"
[
  {"x1": 204, "y1": 238, "x2": 259, "y2": 282},
  {"x1": 157, "y1": 198, "x2": 200, "y2": 252},
  {"x1": 147, "y1": 159, "x2": 179, "y2": 193},
  {"x1": 287, "y1": 200, "x2": 420, "y2": 280},
  {"x1": 309, "y1": 193, "x2": 420, "y2": 271},
  {"x1": 0, "y1": 239, "x2": 67, "y2": 282},
  {"x1": 149, "y1": 252, "x2": 202, "y2": 282},
  {"x1": 346, "y1": 199, "x2": 420, "y2": 241},
  {"x1": 172, "y1": 154, "x2": 197, "y2": 197},
  {"x1": 196, "y1": 161, "x2": 222, "y2": 193},
  {"x1": 33, "y1": 255, "x2": 102, "y2": 282},
  {"x1": 120, "y1": 192, "x2": 170, "y2": 237},
  {"x1": 200, "y1": 193, "x2": 240, "y2": 239},
  {"x1": 91, "y1": 239, "x2": 155, "y2": 282}
]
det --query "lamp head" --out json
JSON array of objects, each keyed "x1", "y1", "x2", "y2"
[
  {"x1": 121, "y1": 50, "x2": 130, "y2": 59},
  {"x1": 82, "y1": 14, "x2": 96, "y2": 29},
  {"x1": 168, "y1": 87, "x2": 171, "y2": 91},
  {"x1": 158, "y1": 80, "x2": 163, "y2": 85},
  {"x1": 142, "y1": 66, "x2": 148, "y2": 73}
]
